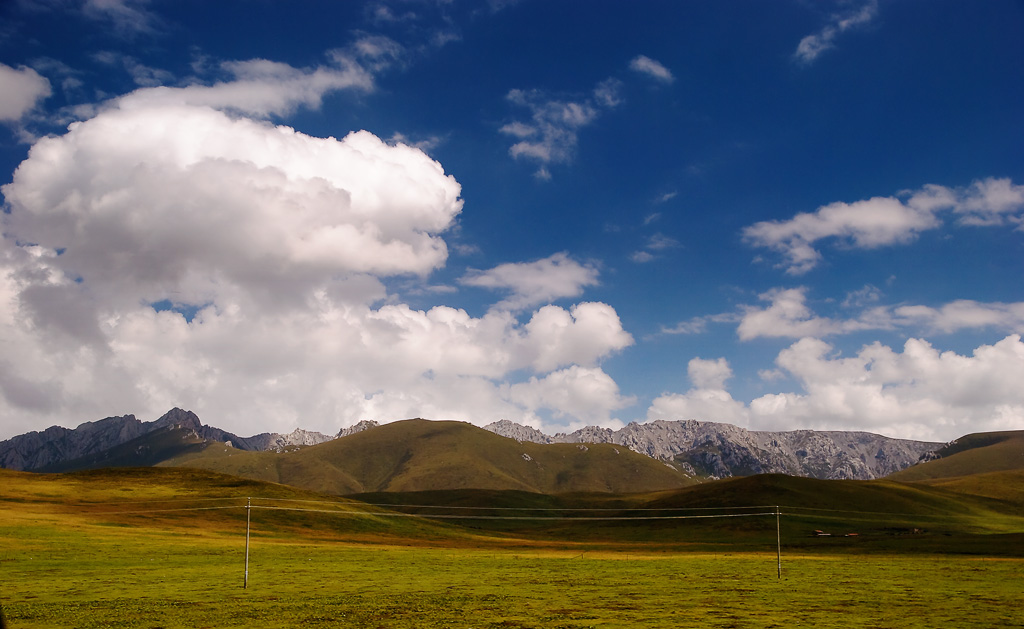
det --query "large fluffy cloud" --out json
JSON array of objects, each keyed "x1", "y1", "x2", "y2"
[
  {"x1": 753, "y1": 335, "x2": 1024, "y2": 440},
  {"x1": 646, "y1": 358, "x2": 749, "y2": 426},
  {"x1": 520, "y1": 302, "x2": 634, "y2": 372},
  {"x1": 508, "y1": 366, "x2": 635, "y2": 430},
  {"x1": 3, "y1": 104, "x2": 463, "y2": 310},
  {"x1": 648, "y1": 335, "x2": 1024, "y2": 441},
  {"x1": 0, "y1": 90, "x2": 635, "y2": 438}
]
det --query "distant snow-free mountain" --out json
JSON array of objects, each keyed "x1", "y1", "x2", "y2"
[
  {"x1": 483, "y1": 419, "x2": 941, "y2": 480},
  {"x1": 0, "y1": 408, "x2": 941, "y2": 482}
]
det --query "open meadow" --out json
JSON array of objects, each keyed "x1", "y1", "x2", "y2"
[{"x1": 2, "y1": 468, "x2": 1023, "y2": 628}]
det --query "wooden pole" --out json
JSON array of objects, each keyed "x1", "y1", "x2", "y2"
[
  {"x1": 776, "y1": 505, "x2": 782, "y2": 580},
  {"x1": 244, "y1": 497, "x2": 251, "y2": 589}
]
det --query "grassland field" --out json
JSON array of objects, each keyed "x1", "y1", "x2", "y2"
[{"x1": 2, "y1": 468, "x2": 1023, "y2": 628}]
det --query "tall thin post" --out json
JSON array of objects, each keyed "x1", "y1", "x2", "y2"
[
  {"x1": 244, "y1": 497, "x2": 251, "y2": 589},
  {"x1": 775, "y1": 505, "x2": 782, "y2": 580}
]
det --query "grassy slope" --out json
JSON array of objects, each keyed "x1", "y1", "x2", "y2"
[
  {"x1": 5, "y1": 455, "x2": 1024, "y2": 629},
  {"x1": 4, "y1": 512, "x2": 1022, "y2": 629},
  {"x1": 161, "y1": 419, "x2": 697, "y2": 495},
  {"x1": 4, "y1": 464, "x2": 1023, "y2": 554},
  {"x1": 885, "y1": 431, "x2": 1024, "y2": 519},
  {"x1": 924, "y1": 469, "x2": 1024, "y2": 504},
  {"x1": 889, "y1": 431, "x2": 1024, "y2": 482},
  {"x1": 0, "y1": 466, "x2": 497, "y2": 547},
  {"x1": 345, "y1": 473, "x2": 1024, "y2": 555}
]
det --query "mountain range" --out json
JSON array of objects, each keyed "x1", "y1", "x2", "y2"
[
  {"x1": 0, "y1": 408, "x2": 336, "y2": 472},
  {"x1": 0, "y1": 408, "x2": 944, "y2": 484},
  {"x1": 483, "y1": 419, "x2": 940, "y2": 480}
]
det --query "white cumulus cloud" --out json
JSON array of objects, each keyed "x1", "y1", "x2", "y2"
[
  {"x1": 737, "y1": 287, "x2": 888, "y2": 340},
  {"x1": 687, "y1": 357, "x2": 733, "y2": 390},
  {"x1": 508, "y1": 366, "x2": 635, "y2": 429},
  {"x1": 733, "y1": 287, "x2": 1024, "y2": 341},
  {"x1": 460, "y1": 252, "x2": 601, "y2": 311},
  {"x1": 647, "y1": 358, "x2": 750, "y2": 426},
  {"x1": 520, "y1": 303, "x2": 634, "y2": 372},
  {"x1": 648, "y1": 335, "x2": 1024, "y2": 441},
  {"x1": 743, "y1": 178, "x2": 1024, "y2": 274},
  {"x1": 750, "y1": 335, "x2": 1024, "y2": 440},
  {"x1": 0, "y1": 72, "x2": 640, "y2": 439},
  {"x1": 893, "y1": 300, "x2": 1024, "y2": 334},
  {"x1": 3, "y1": 104, "x2": 463, "y2": 310},
  {"x1": 0, "y1": 63, "x2": 52, "y2": 122}
]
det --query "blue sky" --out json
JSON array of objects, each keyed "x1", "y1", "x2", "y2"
[{"x1": 0, "y1": 0, "x2": 1022, "y2": 442}]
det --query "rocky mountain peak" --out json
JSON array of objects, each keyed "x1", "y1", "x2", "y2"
[
  {"x1": 484, "y1": 420, "x2": 551, "y2": 443},
  {"x1": 152, "y1": 408, "x2": 202, "y2": 431},
  {"x1": 337, "y1": 420, "x2": 380, "y2": 438},
  {"x1": 260, "y1": 428, "x2": 334, "y2": 452}
]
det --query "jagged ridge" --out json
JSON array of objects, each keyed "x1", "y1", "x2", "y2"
[
  {"x1": 484, "y1": 419, "x2": 940, "y2": 480},
  {"x1": 1, "y1": 410, "x2": 940, "y2": 481},
  {"x1": 0, "y1": 408, "x2": 334, "y2": 471}
]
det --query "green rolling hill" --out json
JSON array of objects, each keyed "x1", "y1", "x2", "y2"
[
  {"x1": 887, "y1": 430, "x2": 1024, "y2": 482},
  {"x1": 6, "y1": 421, "x2": 1023, "y2": 556},
  {"x1": 885, "y1": 430, "x2": 1024, "y2": 509},
  {"x1": 158, "y1": 419, "x2": 698, "y2": 495}
]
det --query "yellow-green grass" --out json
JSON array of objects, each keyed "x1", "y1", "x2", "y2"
[
  {"x1": 347, "y1": 474, "x2": 1024, "y2": 555},
  {"x1": 4, "y1": 466, "x2": 1024, "y2": 627},
  {"x1": 889, "y1": 431, "x2": 1024, "y2": 482},
  {"x1": 921, "y1": 469, "x2": 1024, "y2": 505},
  {"x1": 3, "y1": 504, "x2": 1024, "y2": 628}
]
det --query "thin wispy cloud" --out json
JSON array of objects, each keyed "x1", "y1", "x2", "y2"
[
  {"x1": 83, "y1": 0, "x2": 159, "y2": 35},
  {"x1": 653, "y1": 191, "x2": 677, "y2": 204},
  {"x1": 659, "y1": 312, "x2": 740, "y2": 336},
  {"x1": 499, "y1": 79, "x2": 621, "y2": 179},
  {"x1": 629, "y1": 55, "x2": 674, "y2": 83},
  {"x1": 630, "y1": 251, "x2": 654, "y2": 263},
  {"x1": 660, "y1": 287, "x2": 1024, "y2": 342},
  {"x1": 630, "y1": 232, "x2": 679, "y2": 264},
  {"x1": 117, "y1": 54, "x2": 374, "y2": 118},
  {"x1": 460, "y1": 252, "x2": 600, "y2": 311},
  {"x1": 794, "y1": 0, "x2": 878, "y2": 65},
  {"x1": 647, "y1": 233, "x2": 679, "y2": 251}
]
